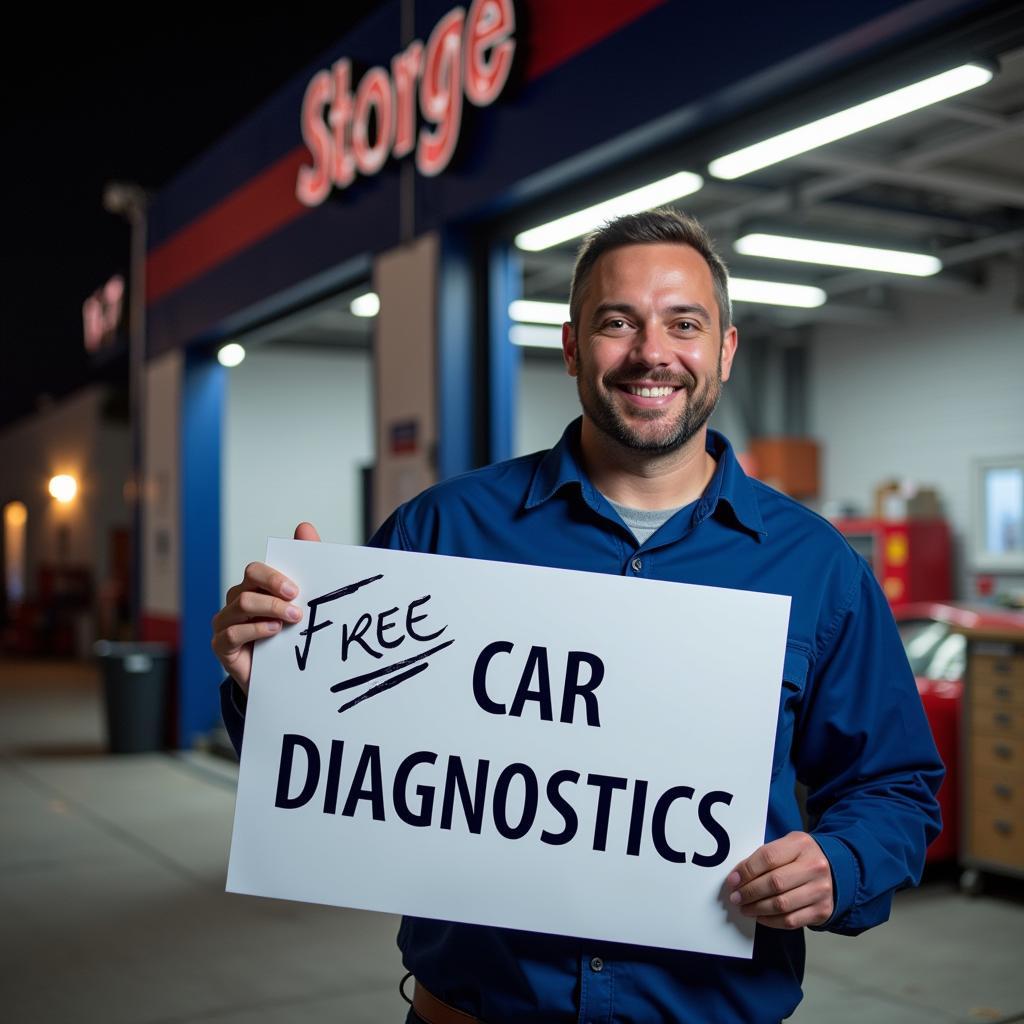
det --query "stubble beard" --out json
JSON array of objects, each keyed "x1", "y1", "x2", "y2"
[{"x1": 576, "y1": 345, "x2": 723, "y2": 455}]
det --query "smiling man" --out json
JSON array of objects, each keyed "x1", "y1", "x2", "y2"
[{"x1": 213, "y1": 208, "x2": 943, "y2": 1024}]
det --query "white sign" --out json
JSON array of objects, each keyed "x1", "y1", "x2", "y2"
[{"x1": 227, "y1": 539, "x2": 791, "y2": 958}]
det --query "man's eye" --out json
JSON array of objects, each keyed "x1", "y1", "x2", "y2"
[
  {"x1": 676, "y1": 320, "x2": 697, "y2": 331},
  {"x1": 605, "y1": 318, "x2": 628, "y2": 330}
]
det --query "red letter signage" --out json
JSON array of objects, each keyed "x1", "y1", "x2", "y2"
[{"x1": 296, "y1": 0, "x2": 516, "y2": 207}]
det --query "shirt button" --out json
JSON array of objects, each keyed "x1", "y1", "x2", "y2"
[
  {"x1": 590, "y1": 956, "x2": 604, "y2": 972},
  {"x1": 631, "y1": 557, "x2": 642, "y2": 572}
]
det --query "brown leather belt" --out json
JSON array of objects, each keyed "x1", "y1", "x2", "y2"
[{"x1": 403, "y1": 974, "x2": 482, "y2": 1024}]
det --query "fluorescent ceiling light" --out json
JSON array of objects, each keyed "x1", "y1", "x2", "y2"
[
  {"x1": 509, "y1": 299, "x2": 569, "y2": 324},
  {"x1": 708, "y1": 63, "x2": 993, "y2": 179},
  {"x1": 217, "y1": 342, "x2": 246, "y2": 368},
  {"x1": 730, "y1": 278, "x2": 826, "y2": 308},
  {"x1": 515, "y1": 171, "x2": 703, "y2": 252},
  {"x1": 735, "y1": 233, "x2": 942, "y2": 276},
  {"x1": 511, "y1": 283, "x2": 823, "y2": 319},
  {"x1": 510, "y1": 324, "x2": 564, "y2": 349},
  {"x1": 350, "y1": 291, "x2": 381, "y2": 317}
]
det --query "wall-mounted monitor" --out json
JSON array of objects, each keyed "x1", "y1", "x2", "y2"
[{"x1": 971, "y1": 456, "x2": 1024, "y2": 572}]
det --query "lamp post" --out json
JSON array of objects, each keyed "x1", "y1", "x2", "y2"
[{"x1": 103, "y1": 181, "x2": 148, "y2": 639}]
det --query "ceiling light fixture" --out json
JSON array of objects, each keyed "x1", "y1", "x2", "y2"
[
  {"x1": 217, "y1": 343, "x2": 246, "y2": 368},
  {"x1": 734, "y1": 233, "x2": 942, "y2": 276},
  {"x1": 729, "y1": 278, "x2": 826, "y2": 308},
  {"x1": 708, "y1": 63, "x2": 993, "y2": 179},
  {"x1": 510, "y1": 325, "x2": 564, "y2": 349},
  {"x1": 514, "y1": 171, "x2": 704, "y2": 252},
  {"x1": 350, "y1": 292, "x2": 381, "y2": 317},
  {"x1": 510, "y1": 280, "x2": 824, "y2": 326},
  {"x1": 509, "y1": 300, "x2": 569, "y2": 324}
]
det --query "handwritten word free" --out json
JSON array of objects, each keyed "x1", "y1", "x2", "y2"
[{"x1": 294, "y1": 574, "x2": 453, "y2": 713}]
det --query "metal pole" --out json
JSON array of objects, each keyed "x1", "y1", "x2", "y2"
[
  {"x1": 128, "y1": 197, "x2": 147, "y2": 640},
  {"x1": 103, "y1": 182, "x2": 148, "y2": 640}
]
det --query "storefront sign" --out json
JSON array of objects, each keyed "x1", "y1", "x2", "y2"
[
  {"x1": 296, "y1": 0, "x2": 516, "y2": 206},
  {"x1": 227, "y1": 538, "x2": 790, "y2": 957},
  {"x1": 82, "y1": 274, "x2": 125, "y2": 353}
]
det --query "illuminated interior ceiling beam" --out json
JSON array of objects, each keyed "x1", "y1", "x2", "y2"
[
  {"x1": 937, "y1": 100, "x2": 1016, "y2": 128},
  {"x1": 809, "y1": 198, "x2": 991, "y2": 237},
  {"x1": 737, "y1": 302, "x2": 896, "y2": 328},
  {"x1": 824, "y1": 228, "x2": 1024, "y2": 296},
  {"x1": 795, "y1": 151, "x2": 1024, "y2": 210},
  {"x1": 893, "y1": 110, "x2": 1024, "y2": 169}
]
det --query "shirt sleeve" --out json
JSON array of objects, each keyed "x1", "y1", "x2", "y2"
[
  {"x1": 220, "y1": 678, "x2": 247, "y2": 756},
  {"x1": 217, "y1": 509, "x2": 412, "y2": 752},
  {"x1": 796, "y1": 561, "x2": 944, "y2": 935}
]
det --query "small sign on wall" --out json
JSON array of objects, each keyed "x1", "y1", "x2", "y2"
[
  {"x1": 228, "y1": 540, "x2": 790, "y2": 958},
  {"x1": 388, "y1": 418, "x2": 419, "y2": 455}
]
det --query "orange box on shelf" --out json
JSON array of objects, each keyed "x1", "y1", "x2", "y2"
[{"x1": 748, "y1": 437, "x2": 819, "y2": 498}]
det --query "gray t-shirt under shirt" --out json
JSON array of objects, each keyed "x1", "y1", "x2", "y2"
[{"x1": 607, "y1": 498, "x2": 684, "y2": 546}]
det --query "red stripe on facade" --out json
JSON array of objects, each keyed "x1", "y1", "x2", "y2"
[
  {"x1": 141, "y1": 613, "x2": 180, "y2": 647},
  {"x1": 522, "y1": 0, "x2": 668, "y2": 82},
  {"x1": 147, "y1": 148, "x2": 310, "y2": 304}
]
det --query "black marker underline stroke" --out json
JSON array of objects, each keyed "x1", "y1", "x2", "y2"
[
  {"x1": 329, "y1": 638, "x2": 456, "y2": 693},
  {"x1": 338, "y1": 662, "x2": 430, "y2": 713}
]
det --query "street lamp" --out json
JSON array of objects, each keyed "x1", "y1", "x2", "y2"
[{"x1": 103, "y1": 181, "x2": 148, "y2": 638}]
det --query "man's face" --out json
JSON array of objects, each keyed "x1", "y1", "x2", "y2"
[{"x1": 562, "y1": 243, "x2": 738, "y2": 454}]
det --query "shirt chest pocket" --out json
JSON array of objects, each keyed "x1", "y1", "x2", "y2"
[{"x1": 772, "y1": 647, "x2": 810, "y2": 779}]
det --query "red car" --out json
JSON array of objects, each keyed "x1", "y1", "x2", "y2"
[{"x1": 894, "y1": 602, "x2": 1024, "y2": 862}]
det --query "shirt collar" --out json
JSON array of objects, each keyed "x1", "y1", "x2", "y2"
[{"x1": 524, "y1": 418, "x2": 767, "y2": 539}]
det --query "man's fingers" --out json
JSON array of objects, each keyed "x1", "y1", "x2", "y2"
[
  {"x1": 733, "y1": 876, "x2": 833, "y2": 919},
  {"x1": 212, "y1": 619, "x2": 283, "y2": 657},
  {"x1": 729, "y1": 832, "x2": 803, "y2": 888},
  {"x1": 294, "y1": 521, "x2": 322, "y2": 542},
  {"x1": 726, "y1": 831, "x2": 834, "y2": 930},
  {"x1": 212, "y1": 593, "x2": 301, "y2": 635},
  {"x1": 730, "y1": 860, "x2": 817, "y2": 908},
  {"x1": 238, "y1": 561, "x2": 299, "y2": 600},
  {"x1": 236, "y1": 590, "x2": 303, "y2": 624}
]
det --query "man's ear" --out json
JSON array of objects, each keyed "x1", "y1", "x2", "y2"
[
  {"x1": 720, "y1": 325, "x2": 738, "y2": 382},
  {"x1": 562, "y1": 322, "x2": 578, "y2": 377}
]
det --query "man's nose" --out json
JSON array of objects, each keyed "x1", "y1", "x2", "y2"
[{"x1": 631, "y1": 323, "x2": 670, "y2": 366}]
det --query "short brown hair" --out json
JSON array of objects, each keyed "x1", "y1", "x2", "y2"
[{"x1": 568, "y1": 208, "x2": 731, "y2": 331}]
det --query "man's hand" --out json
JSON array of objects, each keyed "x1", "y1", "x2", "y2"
[
  {"x1": 726, "y1": 831, "x2": 834, "y2": 930},
  {"x1": 211, "y1": 522, "x2": 322, "y2": 695}
]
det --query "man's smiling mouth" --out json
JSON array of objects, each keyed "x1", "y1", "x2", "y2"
[{"x1": 621, "y1": 384, "x2": 679, "y2": 398}]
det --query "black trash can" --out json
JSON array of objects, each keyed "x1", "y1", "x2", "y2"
[{"x1": 94, "y1": 641, "x2": 172, "y2": 753}]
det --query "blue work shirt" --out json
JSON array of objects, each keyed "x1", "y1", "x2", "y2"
[{"x1": 222, "y1": 420, "x2": 943, "y2": 1024}]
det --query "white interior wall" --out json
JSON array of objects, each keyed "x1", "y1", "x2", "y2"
[
  {"x1": 221, "y1": 346, "x2": 373, "y2": 597},
  {"x1": 515, "y1": 356, "x2": 578, "y2": 456},
  {"x1": 809, "y1": 263, "x2": 1024, "y2": 595}
]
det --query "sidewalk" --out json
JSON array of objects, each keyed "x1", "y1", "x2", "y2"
[
  {"x1": 1, "y1": 658, "x2": 1021, "y2": 1023},
  {"x1": 0, "y1": 658, "x2": 406, "y2": 1024}
]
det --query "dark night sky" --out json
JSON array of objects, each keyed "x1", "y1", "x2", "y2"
[{"x1": 5, "y1": 9, "x2": 381, "y2": 431}]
